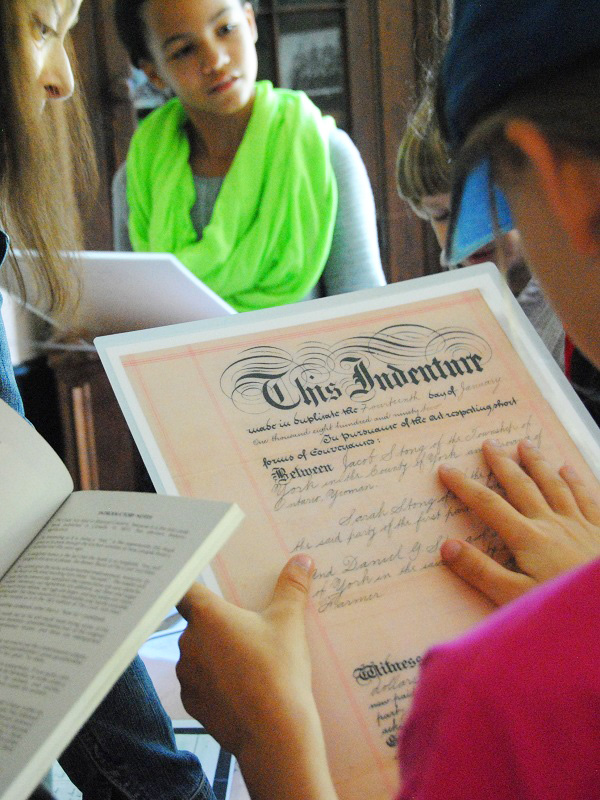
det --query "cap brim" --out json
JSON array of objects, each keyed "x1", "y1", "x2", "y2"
[{"x1": 447, "y1": 158, "x2": 514, "y2": 266}]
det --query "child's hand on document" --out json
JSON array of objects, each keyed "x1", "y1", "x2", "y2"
[
  {"x1": 176, "y1": 555, "x2": 339, "y2": 800},
  {"x1": 438, "y1": 439, "x2": 600, "y2": 605}
]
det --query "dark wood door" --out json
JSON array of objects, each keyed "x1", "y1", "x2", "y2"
[{"x1": 72, "y1": 0, "x2": 136, "y2": 250}]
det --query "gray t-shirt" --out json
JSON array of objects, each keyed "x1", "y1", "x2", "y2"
[{"x1": 112, "y1": 127, "x2": 386, "y2": 300}]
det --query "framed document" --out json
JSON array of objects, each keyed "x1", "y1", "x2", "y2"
[{"x1": 96, "y1": 264, "x2": 600, "y2": 800}]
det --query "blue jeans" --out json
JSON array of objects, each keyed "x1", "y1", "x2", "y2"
[{"x1": 58, "y1": 657, "x2": 215, "y2": 800}]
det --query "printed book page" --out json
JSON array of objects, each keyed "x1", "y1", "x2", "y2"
[
  {"x1": 0, "y1": 490, "x2": 242, "y2": 800},
  {"x1": 95, "y1": 265, "x2": 600, "y2": 800},
  {"x1": 0, "y1": 400, "x2": 73, "y2": 577}
]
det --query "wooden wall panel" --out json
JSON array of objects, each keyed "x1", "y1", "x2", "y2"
[
  {"x1": 72, "y1": 0, "x2": 135, "y2": 250},
  {"x1": 346, "y1": 1, "x2": 441, "y2": 284},
  {"x1": 374, "y1": 0, "x2": 427, "y2": 282}
]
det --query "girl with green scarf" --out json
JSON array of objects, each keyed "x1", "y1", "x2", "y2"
[{"x1": 113, "y1": 0, "x2": 385, "y2": 313}]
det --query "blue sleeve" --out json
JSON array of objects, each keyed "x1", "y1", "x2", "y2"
[{"x1": 0, "y1": 233, "x2": 25, "y2": 416}]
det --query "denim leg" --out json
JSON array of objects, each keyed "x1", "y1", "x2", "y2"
[
  {"x1": 58, "y1": 656, "x2": 216, "y2": 800},
  {"x1": 28, "y1": 787, "x2": 57, "y2": 800}
]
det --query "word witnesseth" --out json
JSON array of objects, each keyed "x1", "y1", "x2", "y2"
[{"x1": 353, "y1": 656, "x2": 423, "y2": 685}]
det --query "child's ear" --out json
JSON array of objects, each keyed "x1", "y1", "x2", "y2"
[
  {"x1": 505, "y1": 119, "x2": 600, "y2": 257},
  {"x1": 139, "y1": 59, "x2": 168, "y2": 91}
]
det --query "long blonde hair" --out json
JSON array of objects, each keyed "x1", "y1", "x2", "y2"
[{"x1": 0, "y1": 0, "x2": 97, "y2": 313}]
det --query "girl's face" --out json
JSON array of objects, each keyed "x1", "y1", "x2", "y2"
[
  {"x1": 27, "y1": 0, "x2": 82, "y2": 112},
  {"x1": 419, "y1": 193, "x2": 451, "y2": 255},
  {"x1": 142, "y1": 0, "x2": 258, "y2": 119},
  {"x1": 420, "y1": 192, "x2": 527, "y2": 282}
]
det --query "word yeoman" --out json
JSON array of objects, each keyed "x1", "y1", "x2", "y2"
[{"x1": 262, "y1": 353, "x2": 485, "y2": 410}]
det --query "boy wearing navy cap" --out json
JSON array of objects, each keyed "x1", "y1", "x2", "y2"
[{"x1": 171, "y1": 2, "x2": 600, "y2": 799}]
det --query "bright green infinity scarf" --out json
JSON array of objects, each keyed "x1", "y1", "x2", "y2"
[{"x1": 126, "y1": 81, "x2": 338, "y2": 312}]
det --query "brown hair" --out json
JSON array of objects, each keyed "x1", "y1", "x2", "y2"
[
  {"x1": 396, "y1": 81, "x2": 452, "y2": 217},
  {"x1": 0, "y1": 0, "x2": 97, "y2": 313}
]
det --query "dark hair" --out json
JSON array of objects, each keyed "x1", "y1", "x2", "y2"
[
  {"x1": 443, "y1": 58, "x2": 600, "y2": 274},
  {"x1": 452, "y1": 58, "x2": 600, "y2": 198},
  {"x1": 114, "y1": 0, "x2": 257, "y2": 68},
  {"x1": 0, "y1": 0, "x2": 97, "y2": 312},
  {"x1": 114, "y1": 0, "x2": 151, "y2": 68}
]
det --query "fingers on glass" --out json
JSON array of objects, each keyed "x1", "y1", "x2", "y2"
[
  {"x1": 513, "y1": 441, "x2": 581, "y2": 516},
  {"x1": 559, "y1": 464, "x2": 600, "y2": 523},
  {"x1": 480, "y1": 440, "x2": 549, "y2": 517},
  {"x1": 442, "y1": 538, "x2": 534, "y2": 606},
  {"x1": 439, "y1": 462, "x2": 533, "y2": 549}
]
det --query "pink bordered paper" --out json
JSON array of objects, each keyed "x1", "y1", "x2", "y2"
[{"x1": 96, "y1": 264, "x2": 600, "y2": 800}]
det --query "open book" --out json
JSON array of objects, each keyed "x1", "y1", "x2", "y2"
[
  {"x1": 0, "y1": 400, "x2": 243, "y2": 800},
  {"x1": 95, "y1": 264, "x2": 600, "y2": 800},
  {"x1": 1, "y1": 251, "x2": 234, "y2": 360}
]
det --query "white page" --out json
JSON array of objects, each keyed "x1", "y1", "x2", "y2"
[
  {"x1": 0, "y1": 400, "x2": 73, "y2": 576},
  {"x1": 5, "y1": 251, "x2": 235, "y2": 342},
  {"x1": 0, "y1": 490, "x2": 242, "y2": 800}
]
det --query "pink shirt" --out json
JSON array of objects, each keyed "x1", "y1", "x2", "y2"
[{"x1": 397, "y1": 559, "x2": 600, "y2": 799}]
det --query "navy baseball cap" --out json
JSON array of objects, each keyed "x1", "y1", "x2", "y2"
[{"x1": 438, "y1": 0, "x2": 600, "y2": 266}]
